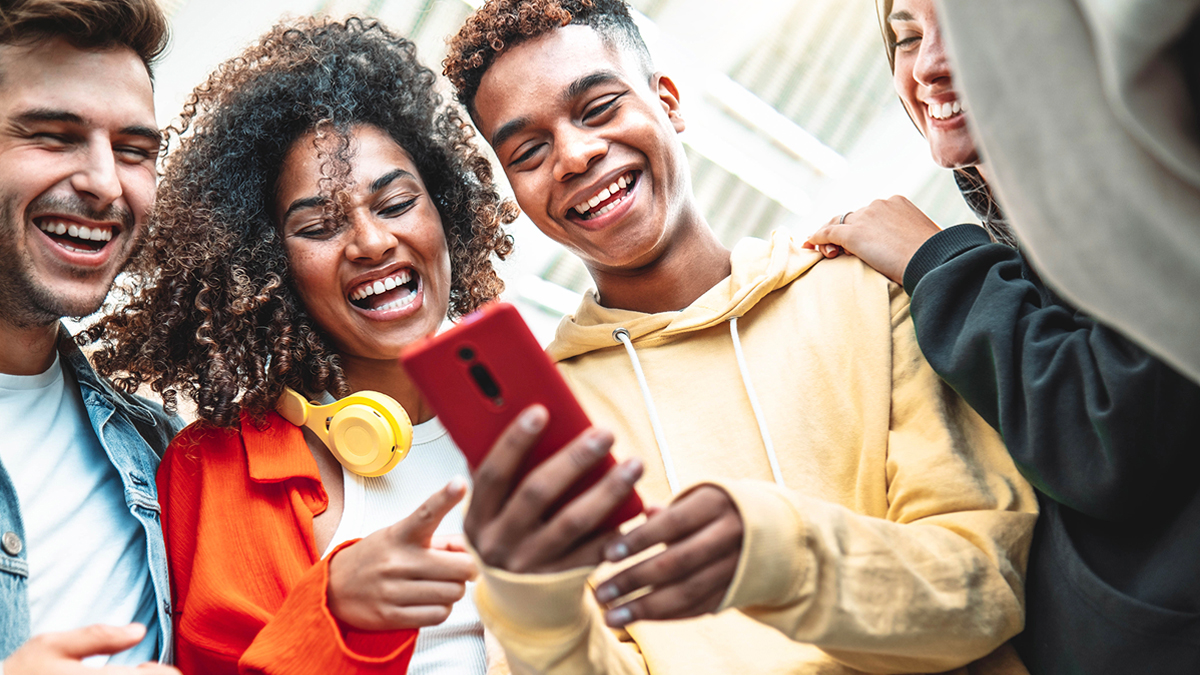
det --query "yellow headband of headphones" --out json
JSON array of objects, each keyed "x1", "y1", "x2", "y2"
[{"x1": 277, "y1": 387, "x2": 414, "y2": 477}]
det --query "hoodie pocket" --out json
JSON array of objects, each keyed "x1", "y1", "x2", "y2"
[{"x1": 1017, "y1": 506, "x2": 1200, "y2": 674}]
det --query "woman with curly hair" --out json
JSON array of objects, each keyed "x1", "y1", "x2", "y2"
[{"x1": 86, "y1": 16, "x2": 517, "y2": 675}]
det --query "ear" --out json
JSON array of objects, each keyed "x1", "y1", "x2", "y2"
[{"x1": 654, "y1": 73, "x2": 685, "y2": 133}]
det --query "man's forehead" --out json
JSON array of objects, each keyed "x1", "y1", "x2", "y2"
[
  {"x1": 0, "y1": 38, "x2": 155, "y2": 125},
  {"x1": 476, "y1": 26, "x2": 639, "y2": 130}
]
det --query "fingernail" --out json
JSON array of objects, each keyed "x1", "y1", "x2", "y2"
[
  {"x1": 606, "y1": 541, "x2": 630, "y2": 562},
  {"x1": 618, "y1": 458, "x2": 642, "y2": 482},
  {"x1": 587, "y1": 430, "x2": 610, "y2": 455},
  {"x1": 447, "y1": 475, "x2": 468, "y2": 493},
  {"x1": 606, "y1": 607, "x2": 633, "y2": 627},
  {"x1": 595, "y1": 583, "x2": 619, "y2": 603},
  {"x1": 521, "y1": 406, "x2": 547, "y2": 432}
]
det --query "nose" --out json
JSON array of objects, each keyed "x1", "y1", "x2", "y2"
[
  {"x1": 345, "y1": 209, "x2": 396, "y2": 262},
  {"x1": 553, "y1": 126, "x2": 607, "y2": 182},
  {"x1": 69, "y1": 138, "x2": 123, "y2": 207},
  {"x1": 912, "y1": 24, "x2": 951, "y2": 88}
]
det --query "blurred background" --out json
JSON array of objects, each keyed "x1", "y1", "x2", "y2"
[{"x1": 152, "y1": 0, "x2": 975, "y2": 342}]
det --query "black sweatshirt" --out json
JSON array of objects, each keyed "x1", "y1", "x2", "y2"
[{"x1": 903, "y1": 224, "x2": 1200, "y2": 674}]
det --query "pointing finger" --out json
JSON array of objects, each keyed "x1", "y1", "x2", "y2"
[{"x1": 392, "y1": 477, "x2": 468, "y2": 545}]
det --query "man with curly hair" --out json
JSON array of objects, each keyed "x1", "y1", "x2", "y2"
[
  {"x1": 0, "y1": 1, "x2": 180, "y2": 674},
  {"x1": 446, "y1": 1, "x2": 1037, "y2": 674}
]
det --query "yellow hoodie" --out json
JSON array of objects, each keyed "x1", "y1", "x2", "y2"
[{"x1": 475, "y1": 231, "x2": 1037, "y2": 675}]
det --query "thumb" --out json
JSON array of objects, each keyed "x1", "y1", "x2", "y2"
[
  {"x1": 48, "y1": 623, "x2": 146, "y2": 660},
  {"x1": 391, "y1": 476, "x2": 468, "y2": 545}
]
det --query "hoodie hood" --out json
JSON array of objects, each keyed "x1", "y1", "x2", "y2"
[{"x1": 548, "y1": 230, "x2": 822, "y2": 362}]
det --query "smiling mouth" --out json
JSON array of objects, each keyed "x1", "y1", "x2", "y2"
[
  {"x1": 569, "y1": 171, "x2": 639, "y2": 221},
  {"x1": 928, "y1": 100, "x2": 966, "y2": 121},
  {"x1": 36, "y1": 217, "x2": 117, "y2": 253},
  {"x1": 348, "y1": 268, "x2": 420, "y2": 312}
]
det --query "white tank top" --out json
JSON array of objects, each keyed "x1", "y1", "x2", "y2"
[{"x1": 321, "y1": 416, "x2": 486, "y2": 675}]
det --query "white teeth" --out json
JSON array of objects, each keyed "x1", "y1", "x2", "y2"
[
  {"x1": 351, "y1": 270, "x2": 414, "y2": 302},
  {"x1": 573, "y1": 172, "x2": 635, "y2": 216},
  {"x1": 37, "y1": 220, "x2": 114, "y2": 242},
  {"x1": 929, "y1": 100, "x2": 965, "y2": 120},
  {"x1": 371, "y1": 290, "x2": 417, "y2": 312}
]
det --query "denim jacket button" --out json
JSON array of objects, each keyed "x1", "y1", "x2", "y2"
[{"x1": 2, "y1": 531, "x2": 21, "y2": 556}]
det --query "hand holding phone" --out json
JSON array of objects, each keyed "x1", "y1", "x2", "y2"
[
  {"x1": 401, "y1": 303, "x2": 645, "y2": 573},
  {"x1": 464, "y1": 405, "x2": 645, "y2": 573}
]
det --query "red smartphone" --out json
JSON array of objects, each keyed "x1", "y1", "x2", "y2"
[{"x1": 400, "y1": 302, "x2": 643, "y2": 531}]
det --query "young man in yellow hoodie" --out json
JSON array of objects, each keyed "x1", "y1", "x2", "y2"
[{"x1": 444, "y1": 1, "x2": 1038, "y2": 673}]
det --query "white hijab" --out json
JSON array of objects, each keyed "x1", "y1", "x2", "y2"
[{"x1": 938, "y1": 0, "x2": 1200, "y2": 384}]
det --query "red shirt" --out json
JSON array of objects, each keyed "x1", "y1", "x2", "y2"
[{"x1": 158, "y1": 412, "x2": 418, "y2": 674}]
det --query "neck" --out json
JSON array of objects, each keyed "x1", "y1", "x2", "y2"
[
  {"x1": 0, "y1": 318, "x2": 60, "y2": 376},
  {"x1": 589, "y1": 219, "x2": 732, "y2": 314},
  {"x1": 339, "y1": 354, "x2": 435, "y2": 424},
  {"x1": 975, "y1": 162, "x2": 990, "y2": 184}
]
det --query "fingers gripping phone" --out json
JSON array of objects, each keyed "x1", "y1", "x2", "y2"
[{"x1": 401, "y1": 302, "x2": 644, "y2": 531}]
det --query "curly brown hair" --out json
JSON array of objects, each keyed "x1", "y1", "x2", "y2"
[
  {"x1": 86, "y1": 16, "x2": 517, "y2": 427},
  {"x1": 444, "y1": 0, "x2": 652, "y2": 117}
]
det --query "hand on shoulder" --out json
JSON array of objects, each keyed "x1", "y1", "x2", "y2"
[{"x1": 805, "y1": 196, "x2": 942, "y2": 285}]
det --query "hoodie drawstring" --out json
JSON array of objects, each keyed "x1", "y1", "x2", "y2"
[
  {"x1": 728, "y1": 317, "x2": 785, "y2": 487},
  {"x1": 613, "y1": 322, "x2": 785, "y2": 494},
  {"x1": 614, "y1": 328, "x2": 681, "y2": 494}
]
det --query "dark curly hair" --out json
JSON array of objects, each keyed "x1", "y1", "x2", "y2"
[
  {"x1": 86, "y1": 16, "x2": 517, "y2": 427},
  {"x1": 444, "y1": 0, "x2": 652, "y2": 117}
]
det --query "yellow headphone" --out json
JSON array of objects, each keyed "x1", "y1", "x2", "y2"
[{"x1": 277, "y1": 387, "x2": 414, "y2": 477}]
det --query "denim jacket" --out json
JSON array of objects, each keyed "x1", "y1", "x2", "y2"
[{"x1": 0, "y1": 326, "x2": 180, "y2": 662}]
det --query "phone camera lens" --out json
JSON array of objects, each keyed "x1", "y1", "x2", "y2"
[{"x1": 458, "y1": 347, "x2": 475, "y2": 361}]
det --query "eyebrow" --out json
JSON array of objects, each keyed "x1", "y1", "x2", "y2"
[
  {"x1": 888, "y1": 10, "x2": 915, "y2": 22},
  {"x1": 490, "y1": 117, "x2": 531, "y2": 150},
  {"x1": 565, "y1": 70, "x2": 622, "y2": 103},
  {"x1": 281, "y1": 196, "x2": 324, "y2": 224},
  {"x1": 370, "y1": 168, "x2": 415, "y2": 194},
  {"x1": 14, "y1": 108, "x2": 161, "y2": 144},
  {"x1": 281, "y1": 168, "x2": 418, "y2": 224},
  {"x1": 488, "y1": 70, "x2": 624, "y2": 150}
]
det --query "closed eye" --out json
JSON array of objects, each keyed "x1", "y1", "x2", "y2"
[
  {"x1": 583, "y1": 95, "x2": 623, "y2": 123},
  {"x1": 509, "y1": 143, "x2": 544, "y2": 168},
  {"x1": 31, "y1": 132, "x2": 74, "y2": 146},
  {"x1": 116, "y1": 145, "x2": 156, "y2": 162},
  {"x1": 380, "y1": 197, "x2": 417, "y2": 217}
]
